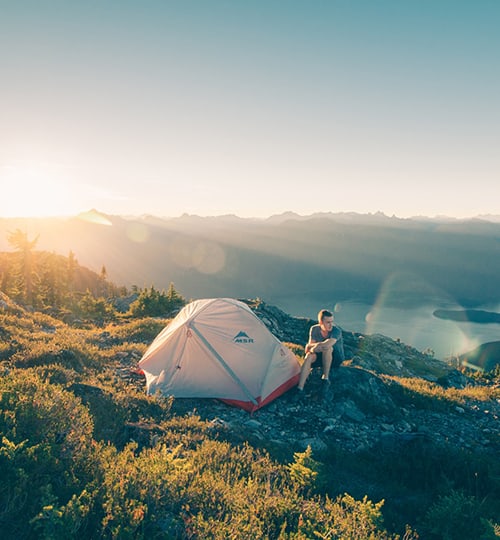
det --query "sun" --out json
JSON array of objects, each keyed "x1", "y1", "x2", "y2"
[{"x1": 0, "y1": 165, "x2": 82, "y2": 218}]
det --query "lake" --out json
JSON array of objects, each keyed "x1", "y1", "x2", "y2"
[{"x1": 270, "y1": 296, "x2": 500, "y2": 360}]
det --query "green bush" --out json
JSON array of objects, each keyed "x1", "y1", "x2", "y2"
[
  {"x1": 98, "y1": 442, "x2": 188, "y2": 538},
  {"x1": 128, "y1": 284, "x2": 185, "y2": 318},
  {"x1": 292, "y1": 493, "x2": 395, "y2": 540},
  {"x1": 287, "y1": 446, "x2": 320, "y2": 495},
  {"x1": 4, "y1": 321, "x2": 101, "y2": 371},
  {"x1": 422, "y1": 490, "x2": 489, "y2": 540},
  {"x1": 101, "y1": 317, "x2": 170, "y2": 345},
  {"x1": 0, "y1": 369, "x2": 96, "y2": 537}
]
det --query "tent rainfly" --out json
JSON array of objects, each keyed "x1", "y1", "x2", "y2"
[{"x1": 139, "y1": 298, "x2": 301, "y2": 411}]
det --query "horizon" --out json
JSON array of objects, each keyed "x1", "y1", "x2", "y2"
[
  {"x1": 1, "y1": 208, "x2": 500, "y2": 223},
  {"x1": 1, "y1": 2, "x2": 499, "y2": 219}
]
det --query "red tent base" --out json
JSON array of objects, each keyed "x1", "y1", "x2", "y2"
[{"x1": 221, "y1": 374, "x2": 299, "y2": 413}]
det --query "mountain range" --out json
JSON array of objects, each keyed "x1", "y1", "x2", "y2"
[{"x1": 1, "y1": 210, "x2": 499, "y2": 310}]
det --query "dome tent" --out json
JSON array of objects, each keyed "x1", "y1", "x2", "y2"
[{"x1": 139, "y1": 298, "x2": 300, "y2": 412}]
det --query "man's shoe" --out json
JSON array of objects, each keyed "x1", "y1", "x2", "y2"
[
  {"x1": 292, "y1": 387, "x2": 306, "y2": 403},
  {"x1": 321, "y1": 379, "x2": 333, "y2": 401}
]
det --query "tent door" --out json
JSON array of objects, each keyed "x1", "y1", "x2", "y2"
[{"x1": 189, "y1": 323, "x2": 258, "y2": 406}]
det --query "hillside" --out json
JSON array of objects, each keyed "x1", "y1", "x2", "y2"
[
  {"x1": 0, "y1": 250, "x2": 116, "y2": 299},
  {"x1": 1, "y1": 292, "x2": 499, "y2": 538},
  {"x1": 1, "y1": 211, "x2": 499, "y2": 309},
  {"x1": 459, "y1": 341, "x2": 500, "y2": 372}
]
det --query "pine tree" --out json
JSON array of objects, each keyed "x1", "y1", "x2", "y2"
[
  {"x1": 7, "y1": 229, "x2": 39, "y2": 305},
  {"x1": 166, "y1": 281, "x2": 185, "y2": 312},
  {"x1": 129, "y1": 283, "x2": 185, "y2": 317}
]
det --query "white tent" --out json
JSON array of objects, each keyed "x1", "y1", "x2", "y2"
[{"x1": 139, "y1": 298, "x2": 300, "y2": 411}]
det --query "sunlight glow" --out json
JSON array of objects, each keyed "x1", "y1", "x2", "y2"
[
  {"x1": 77, "y1": 209, "x2": 113, "y2": 226},
  {"x1": 0, "y1": 165, "x2": 81, "y2": 217}
]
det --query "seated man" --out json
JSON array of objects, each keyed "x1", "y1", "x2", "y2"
[{"x1": 296, "y1": 309, "x2": 345, "y2": 399}]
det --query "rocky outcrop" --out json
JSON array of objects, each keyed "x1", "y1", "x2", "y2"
[
  {"x1": 164, "y1": 360, "x2": 499, "y2": 459},
  {"x1": 121, "y1": 300, "x2": 499, "y2": 460},
  {"x1": 67, "y1": 344, "x2": 500, "y2": 462}
]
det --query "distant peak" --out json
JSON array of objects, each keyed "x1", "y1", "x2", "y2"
[{"x1": 77, "y1": 209, "x2": 113, "y2": 226}]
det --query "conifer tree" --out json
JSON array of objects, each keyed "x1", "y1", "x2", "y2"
[
  {"x1": 7, "y1": 229, "x2": 39, "y2": 305},
  {"x1": 166, "y1": 281, "x2": 185, "y2": 312}
]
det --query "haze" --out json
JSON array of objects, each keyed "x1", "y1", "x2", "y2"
[{"x1": 1, "y1": 1, "x2": 499, "y2": 219}]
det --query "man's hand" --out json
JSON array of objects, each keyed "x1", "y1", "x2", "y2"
[{"x1": 309, "y1": 338, "x2": 336, "y2": 353}]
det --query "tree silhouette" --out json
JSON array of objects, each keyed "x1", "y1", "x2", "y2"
[
  {"x1": 129, "y1": 283, "x2": 185, "y2": 317},
  {"x1": 7, "y1": 229, "x2": 39, "y2": 305},
  {"x1": 67, "y1": 250, "x2": 77, "y2": 295}
]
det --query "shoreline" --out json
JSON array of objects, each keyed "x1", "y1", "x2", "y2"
[{"x1": 433, "y1": 309, "x2": 500, "y2": 324}]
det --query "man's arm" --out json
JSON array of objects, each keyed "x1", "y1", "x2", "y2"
[
  {"x1": 305, "y1": 326, "x2": 318, "y2": 354},
  {"x1": 305, "y1": 341, "x2": 317, "y2": 354},
  {"x1": 306, "y1": 337, "x2": 337, "y2": 354},
  {"x1": 314, "y1": 337, "x2": 337, "y2": 352}
]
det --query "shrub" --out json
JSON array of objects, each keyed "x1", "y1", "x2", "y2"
[
  {"x1": 287, "y1": 446, "x2": 320, "y2": 495},
  {"x1": 6, "y1": 323, "x2": 101, "y2": 371},
  {"x1": 0, "y1": 369, "x2": 96, "y2": 537},
  {"x1": 31, "y1": 363, "x2": 80, "y2": 386},
  {"x1": 29, "y1": 487, "x2": 98, "y2": 540},
  {"x1": 422, "y1": 490, "x2": 488, "y2": 540},
  {"x1": 294, "y1": 493, "x2": 393, "y2": 540},
  {"x1": 101, "y1": 317, "x2": 170, "y2": 345},
  {"x1": 128, "y1": 284, "x2": 185, "y2": 318},
  {"x1": 98, "y1": 442, "x2": 189, "y2": 539}
]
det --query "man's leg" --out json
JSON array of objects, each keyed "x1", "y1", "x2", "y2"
[
  {"x1": 320, "y1": 346, "x2": 334, "y2": 401},
  {"x1": 297, "y1": 352, "x2": 316, "y2": 390},
  {"x1": 321, "y1": 345, "x2": 333, "y2": 381}
]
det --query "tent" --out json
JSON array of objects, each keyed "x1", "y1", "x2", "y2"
[{"x1": 139, "y1": 298, "x2": 301, "y2": 412}]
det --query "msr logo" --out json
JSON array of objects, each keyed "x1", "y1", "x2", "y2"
[{"x1": 233, "y1": 331, "x2": 254, "y2": 344}]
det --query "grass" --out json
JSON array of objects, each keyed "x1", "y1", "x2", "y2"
[
  {"x1": 0, "y1": 302, "x2": 499, "y2": 539},
  {"x1": 387, "y1": 375, "x2": 500, "y2": 409}
]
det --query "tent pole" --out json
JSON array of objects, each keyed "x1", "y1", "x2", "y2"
[{"x1": 190, "y1": 323, "x2": 258, "y2": 406}]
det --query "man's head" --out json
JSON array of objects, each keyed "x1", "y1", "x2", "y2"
[{"x1": 318, "y1": 309, "x2": 334, "y2": 331}]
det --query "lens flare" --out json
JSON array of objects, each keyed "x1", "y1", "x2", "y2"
[
  {"x1": 363, "y1": 271, "x2": 483, "y2": 357},
  {"x1": 126, "y1": 222, "x2": 150, "y2": 243},
  {"x1": 169, "y1": 237, "x2": 226, "y2": 274}
]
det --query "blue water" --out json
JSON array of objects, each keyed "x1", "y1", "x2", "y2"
[{"x1": 272, "y1": 297, "x2": 500, "y2": 360}]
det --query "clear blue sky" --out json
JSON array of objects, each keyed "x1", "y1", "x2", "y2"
[{"x1": 1, "y1": 0, "x2": 499, "y2": 218}]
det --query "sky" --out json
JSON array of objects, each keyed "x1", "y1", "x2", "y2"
[{"x1": 1, "y1": 0, "x2": 499, "y2": 219}]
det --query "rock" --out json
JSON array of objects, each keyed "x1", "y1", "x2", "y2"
[
  {"x1": 437, "y1": 369, "x2": 472, "y2": 389},
  {"x1": 298, "y1": 437, "x2": 328, "y2": 453},
  {"x1": 209, "y1": 417, "x2": 229, "y2": 430},
  {"x1": 398, "y1": 420, "x2": 413, "y2": 432},
  {"x1": 245, "y1": 419, "x2": 262, "y2": 430},
  {"x1": 340, "y1": 400, "x2": 366, "y2": 423},
  {"x1": 333, "y1": 367, "x2": 398, "y2": 417},
  {"x1": 111, "y1": 299, "x2": 499, "y2": 460}
]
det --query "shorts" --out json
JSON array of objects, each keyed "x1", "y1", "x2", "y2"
[{"x1": 311, "y1": 351, "x2": 342, "y2": 369}]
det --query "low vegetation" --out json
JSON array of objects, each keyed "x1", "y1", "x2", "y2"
[
  {"x1": 1, "y1": 246, "x2": 499, "y2": 538},
  {"x1": 0, "y1": 347, "x2": 406, "y2": 538}
]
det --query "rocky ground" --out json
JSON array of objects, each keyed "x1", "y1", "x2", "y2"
[
  {"x1": 164, "y1": 362, "x2": 499, "y2": 459},
  {"x1": 123, "y1": 300, "x2": 500, "y2": 462}
]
